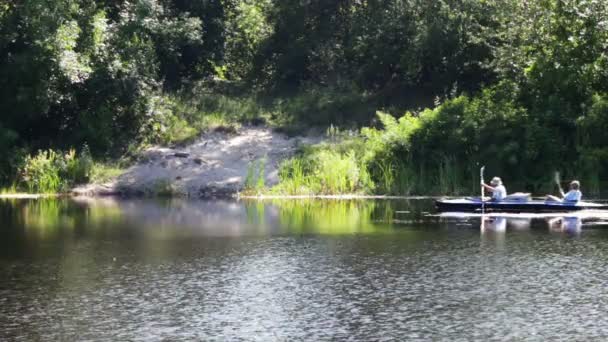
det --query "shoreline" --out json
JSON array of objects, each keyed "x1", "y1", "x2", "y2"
[
  {"x1": 237, "y1": 194, "x2": 441, "y2": 200},
  {"x1": 0, "y1": 192, "x2": 443, "y2": 201},
  {"x1": 0, "y1": 194, "x2": 60, "y2": 199}
]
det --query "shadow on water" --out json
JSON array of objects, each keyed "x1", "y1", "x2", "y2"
[{"x1": 4, "y1": 197, "x2": 608, "y2": 340}]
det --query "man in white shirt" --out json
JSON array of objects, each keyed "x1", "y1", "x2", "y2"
[
  {"x1": 481, "y1": 176, "x2": 507, "y2": 201},
  {"x1": 547, "y1": 180, "x2": 582, "y2": 202}
]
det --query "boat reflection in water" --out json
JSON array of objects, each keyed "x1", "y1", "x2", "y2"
[
  {"x1": 480, "y1": 215, "x2": 585, "y2": 236},
  {"x1": 481, "y1": 216, "x2": 507, "y2": 232},
  {"x1": 438, "y1": 211, "x2": 603, "y2": 235},
  {"x1": 479, "y1": 216, "x2": 508, "y2": 249},
  {"x1": 481, "y1": 216, "x2": 533, "y2": 232},
  {"x1": 547, "y1": 216, "x2": 582, "y2": 235}
]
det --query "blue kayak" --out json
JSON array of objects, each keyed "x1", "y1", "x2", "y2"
[{"x1": 435, "y1": 198, "x2": 608, "y2": 212}]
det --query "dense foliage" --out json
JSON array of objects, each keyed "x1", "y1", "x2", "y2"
[{"x1": 1, "y1": 0, "x2": 608, "y2": 193}]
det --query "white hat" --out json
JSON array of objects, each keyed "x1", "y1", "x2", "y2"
[{"x1": 490, "y1": 177, "x2": 502, "y2": 186}]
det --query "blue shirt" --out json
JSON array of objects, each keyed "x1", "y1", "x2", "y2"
[{"x1": 563, "y1": 190, "x2": 582, "y2": 202}]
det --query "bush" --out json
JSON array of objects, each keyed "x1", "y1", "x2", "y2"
[
  {"x1": 353, "y1": 82, "x2": 555, "y2": 194},
  {"x1": 19, "y1": 148, "x2": 92, "y2": 193},
  {"x1": 271, "y1": 81, "x2": 577, "y2": 196},
  {"x1": 313, "y1": 150, "x2": 361, "y2": 194},
  {"x1": 273, "y1": 143, "x2": 372, "y2": 195},
  {"x1": 275, "y1": 158, "x2": 311, "y2": 195}
]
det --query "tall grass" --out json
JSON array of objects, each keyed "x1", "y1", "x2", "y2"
[
  {"x1": 256, "y1": 158, "x2": 266, "y2": 191},
  {"x1": 244, "y1": 162, "x2": 256, "y2": 190},
  {"x1": 314, "y1": 151, "x2": 358, "y2": 194},
  {"x1": 437, "y1": 156, "x2": 467, "y2": 195},
  {"x1": 394, "y1": 162, "x2": 416, "y2": 195},
  {"x1": 243, "y1": 157, "x2": 267, "y2": 194},
  {"x1": 269, "y1": 109, "x2": 486, "y2": 196},
  {"x1": 272, "y1": 147, "x2": 369, "y2": 195},
  {"x1": 18, "y1": 148, "x2": 92, "y2": 193},
  {"x1": 375, "y1": 159, "x2": 394, "y2": 194},
  {"x1": 275, "y1": 158, "x2": 309, "y2": 195}
]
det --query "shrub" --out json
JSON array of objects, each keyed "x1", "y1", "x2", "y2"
[
  {"x1": 19, "y1": 148, "x2": 93, "y2": 193},
  {"x1": 275, "y1": 158, "x2": 310, "y2": 195},
  {"x1": 20, "y1": 150, "x2": 63, "y2": 193},
  {"x1": 313, "y1": 150, "x2": 360, "y2": 194},
  {"x1": 273, "y1": 143, "x2": 371, "y2": 195}
]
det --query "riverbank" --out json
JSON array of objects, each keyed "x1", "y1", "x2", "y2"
[
  {"x1": 70, "y1": 126, "x2": 323, "y2": 198},
  {"x1": 237, "y1": 194, "x2": 438, "y2": 200},
  {"x1": 0, "y1": 194, "x2": 57, "y2": 199}
]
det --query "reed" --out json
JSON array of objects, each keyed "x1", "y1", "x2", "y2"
[
  {"x1": 255, "y1": 157, "x2": 266, "y2": 192},
  {"x1": 275, "y1": 158, "x2": 309, "y2": 195},
  {"x1": 394, "y1": 162, "x2": 416, "y2": 195},
  {"x1": 243, "y1": 157, "x2": 267, "y2": 194}
]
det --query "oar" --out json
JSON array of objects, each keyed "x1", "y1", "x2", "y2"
[
  {"x1": 554, "y1": 171, "x2": 564, "y2": 196},
  {"x1": 480, "y1": 166, "x2": 485, "y2": 213},
  {"x1": 480, "y1": 165, "x2": 486, "y2": 231}
]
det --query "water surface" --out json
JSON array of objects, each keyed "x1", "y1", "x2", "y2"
[{"x1": 2, "y1": 198, "x2": 608, "y2": 341}]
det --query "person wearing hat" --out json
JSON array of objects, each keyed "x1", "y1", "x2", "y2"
[
  {"x1": 481, "y1": 177, "x2": 507, "y2": 201},
  {"x1": 547, "y1": 180, "x2": 582, "y2": 202}
]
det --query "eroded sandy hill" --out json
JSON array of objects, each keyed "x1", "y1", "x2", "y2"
[{"x1": 74, "y1": 127, "x2": 321, "y2": 197}]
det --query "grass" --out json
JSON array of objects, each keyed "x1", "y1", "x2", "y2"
[
  {"x1": 243, "y1": 157, "x2": 267, "y2": 195},
  {"x1": 149, "y1": 83, "x2": 379, "y2": 147},
  {"x1": 169, "y1": 92, "x2": 264, "y2": 137},
  {"x1": 18, "y1": 149, "x2": 92, "y2": 193},
  {"x1": 0, "y1": 183, "x2": 18, "y2": 195},
  {"x1": 0, "y1": 148, "x2": 128, "y2": 195},
  {"x1": 89, "y1": 162, "x2": 125, "y2": 184},
  {"x1": 267, "y1": 110, "x2": 481, "y2": 197},
  {"x1": 273, "y1": 158, "x2": 310, "y2": 195},
  {"x1": 375, "y1": 159, "x2": 394, "y2": 194},
  {"x1": 271, "y1": 141, "x2": 371, "y2": 196}
]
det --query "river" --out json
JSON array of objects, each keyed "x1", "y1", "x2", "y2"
[{"x1": 2, "y1": 198, "x2": 608, "y2": 341}]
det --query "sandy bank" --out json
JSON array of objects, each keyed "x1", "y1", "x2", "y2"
[{"x1": 73, "y1": 126, "x2": 322, "y2": 198}]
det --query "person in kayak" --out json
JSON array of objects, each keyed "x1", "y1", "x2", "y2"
[
  {"x1": 547, "y1": 180, "x2": 582, "y2": 202},
  {"x1": 481, "y1": 177, "x2": 507, "y2": 201}
]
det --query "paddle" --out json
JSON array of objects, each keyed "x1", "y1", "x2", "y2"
[
  {"x1": 480, "y1": 166, "x2": 485, "y2": 213},
  {"x1": 554, "y1": 171, "x2": 565, "y2": 197},
  {"x1": 480, "y1": 165, "x2": 486, "y2": 230}
]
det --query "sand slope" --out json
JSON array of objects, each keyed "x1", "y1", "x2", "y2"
[{"x1": 74, "y1": 127, "x2": 321, "y2": 197}]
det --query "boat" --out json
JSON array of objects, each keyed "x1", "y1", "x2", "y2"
[{"x1": 435, "y1": 197, "x2": 608, "y2": 212}]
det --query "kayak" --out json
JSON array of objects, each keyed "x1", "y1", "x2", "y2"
[{"x1": 435, "y1": 198, "x2": 608, "y2": 212}]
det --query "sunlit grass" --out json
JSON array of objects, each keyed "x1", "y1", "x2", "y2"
[
  {"x1": 242, "y1": 157, "x2": 267, "y2": 195},
  {"x1": 0, "y1": 183, "x2": 18, "y2": 194},
  {"x1": 89, "y1": 162, "x2": 125, "y2": 184}
]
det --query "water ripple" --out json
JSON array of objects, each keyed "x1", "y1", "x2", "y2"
[{"x1": 2, "y1": 199, "x2": 608, "y2": 341}]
